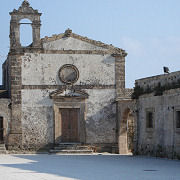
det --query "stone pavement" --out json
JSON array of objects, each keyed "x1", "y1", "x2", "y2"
[{"x1": 0, "y1": 154, "x2": 180, "y2": 180}]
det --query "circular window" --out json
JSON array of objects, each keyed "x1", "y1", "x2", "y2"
[{"x1": 59, "y1": 64, "x2": 79, "y2": 84}]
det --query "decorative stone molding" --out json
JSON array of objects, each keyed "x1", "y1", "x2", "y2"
[
  {"x1": 59, "y1": 64, "x2": 79, "y2": 85},
  {"x1": 10, "y1": 0, "x2": 41, "y2": 15},
  {"x1": 21, "y1": 85, "x2": 115, "y2": 90},
  {"x1": 50, "y1": 87, "x2": 89, "y2": 99},
  {"x1": 64, "y1": 28, "x2": 72, "y2": 37}
]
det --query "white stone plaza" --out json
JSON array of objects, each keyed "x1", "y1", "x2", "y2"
[{"x1": 0, "y1": 154, "x2": 179, "y2": 180}]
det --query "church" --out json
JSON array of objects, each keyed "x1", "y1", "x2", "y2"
[{"x1": 0, "y1": 0, "x2": 127, "y2": 153}]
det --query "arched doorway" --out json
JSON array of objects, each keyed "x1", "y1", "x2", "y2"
[{"x1": 119, "y1": 108, "x2": 135, "y2": 154}]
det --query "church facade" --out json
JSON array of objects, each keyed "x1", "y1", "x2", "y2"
[{"x1": 0, "y1": 1, "x2": 127, "y2": 152}]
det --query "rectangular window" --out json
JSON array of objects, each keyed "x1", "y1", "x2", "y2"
[
  {"x1": 146, "y1": 111, "x2": 153, "y2": 128},
  {"x1": 176, "y1": 111, "x2": 180, "y2": 128}
]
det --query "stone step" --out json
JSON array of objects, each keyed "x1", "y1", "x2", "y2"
[
  {"x1": 0, "y1": 144, "x2": 5, "y2": 148},
  {"x1": 56, "y1": 143, "x2": 81, "y2": 146},
  {"x1": 49, "y1": 149, "x2": 93, "y2": 154},
  {"x1": 0, "y1": 144, "x2": 7, "y2": 154},
  {"x1": 54, "y1": 146, "x2": 90, "y2": 150},
  {"x1": 0, "y1": 150, "x2": 7, "y2": 154}
]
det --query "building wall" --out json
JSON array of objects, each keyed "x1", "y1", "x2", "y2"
[
  {"x1": 20, "y1": 52, "x2": 116, "y2": 149},
  {"x1": 21, "y1": 53, "x2": 115, "y2": 86},
  {"x1": 86, "y1": 89, "x2": 116, "y2": 144},
  {"x1": 137, "y1": 88, "x2": 180, "y2": 158},
  {"x1": 21, "y1": 88, "x2": 116, "y2": 148}
]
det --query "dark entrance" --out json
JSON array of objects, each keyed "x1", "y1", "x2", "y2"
[
  {"x1": 60, "y1": 108, "x2": 79, "y2": 142},
  {"x1": 0, "y1": 117, "x2": 3, "y2": 143}
]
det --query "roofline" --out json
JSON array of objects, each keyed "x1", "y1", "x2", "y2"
[
  {"x1": 41, "y1": 29, "x2": 127, "y2": 56},
  {"x1": 135, "y1": 70, "x2": 180, "y2": 82}
]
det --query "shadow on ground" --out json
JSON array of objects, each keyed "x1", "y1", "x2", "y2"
[{"x1": 0, "y1": 154, "x2": 180, "y2": 180}]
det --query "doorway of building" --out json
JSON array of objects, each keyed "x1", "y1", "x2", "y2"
[
  {"x1": 120, "y1": 108, "x2": 135, "y2": 154},
  {"x1": 60, "y1": 108, "x2": 80, "y2": 142},
  {"x1": 0, "y1": 117, "x2": 3, "y2": 143},
  {"x1": 127, "y1": 112, "x2": 135, "y2": 153}
]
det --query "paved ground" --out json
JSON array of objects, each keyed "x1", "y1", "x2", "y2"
[{"x1": 0, "y1": 154, "x2": 180, "y2": 180}]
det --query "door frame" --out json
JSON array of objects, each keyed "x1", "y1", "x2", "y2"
[{"x1": 53, "y1": 97, "x2": 87, "y2": 144}]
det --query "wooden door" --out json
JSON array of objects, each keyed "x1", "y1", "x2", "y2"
[
  {"x1": 61, "y1": 109, "x2": 79, "y2": 142},
  {"x1": 0, "y1": 117, "x2": 3, "y2": 143}
]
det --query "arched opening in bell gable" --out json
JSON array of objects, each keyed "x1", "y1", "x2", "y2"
[{"x1": 20, "y1": 19, "x2": 33, "y2": 47}]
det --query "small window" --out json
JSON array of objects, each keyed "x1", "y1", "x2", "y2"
[
  {"x1": 176, "y1": 111, "x2": 180, "y2": 128},
  {"x1": 146, "y1": 111, "x2": 153, "y2": 128}
]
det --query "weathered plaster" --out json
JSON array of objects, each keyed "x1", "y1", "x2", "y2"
[
  {"x1": 21, "y1": 88, "x2": 116, "y2": 147},
  {"x1": 86, "y1": 89, "x2": 116, "y2": 144},
  {"x1": 21, "y1": 53, "x2": 115, "y2": 86},
  {"x1": 21, "y1": 89, "x2": 54, "y2": 149},
  {"x1": 43, "y1": 37, "x2": 107, "y2": 51},
  {"x1": 137, "y1": 88, "x2": 180, "y2": 157}
]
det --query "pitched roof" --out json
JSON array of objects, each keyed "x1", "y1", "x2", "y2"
[{"x1": 41, "y1": 29, "x2": 127, "y2": 56}]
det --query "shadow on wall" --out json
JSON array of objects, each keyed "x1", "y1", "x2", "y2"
[{"x1": 86, "y1": 100, "x2": 116, "y2": 144}]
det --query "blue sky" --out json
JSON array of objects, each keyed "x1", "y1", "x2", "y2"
[{"x1": 1, "y1": 0, "x2": 180, "y2": 88}]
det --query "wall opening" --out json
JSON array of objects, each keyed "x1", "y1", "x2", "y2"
[
  {"x1": 120, "y1": 108, "x2": 135, "y2": 154},
  {"x1": 0, "y1": 117, "x2": 3, "y2": 143},
  {"x1": 146, "y1": 111, "x2": 153, "y2": 128},
  {"x1": 127, "y1": 112, "x2": 135, "y2": 153},
  {"x1": 176, "y1": 111, "x2": 180, "y2": 128},
  {"x1": 20, "y1": 19, "x2": 32, "y2": 47}
]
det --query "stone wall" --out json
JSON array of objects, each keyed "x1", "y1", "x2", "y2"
[
  {"x1": 136, "y1": 88, "x2": 180, "y2": 158},
  {"x1": 86, "y1": 89, "x2": 116, "y2": 144},
  {"x1": 21, "y1": 88, "x2": 116, "y2": 149},
  {"x1": 21, "y1": 89, "x2": 54, "y2": 150},
  {"x1": 8, "y1": 54, "x2": 23, "y2": 150},
  {"x1": 20, "y1": 51, "x2": 117, "y2": 149},
  {"x1": 21, "y1": 53, "x2": 115, "y2": 86}
]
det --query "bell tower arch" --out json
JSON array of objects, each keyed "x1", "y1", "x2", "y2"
[{"x1": 9, "y1": 0, "x2": 42, "y2": 49}]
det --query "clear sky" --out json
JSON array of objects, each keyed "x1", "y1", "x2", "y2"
[{"x1": 1, "y1": 0, "x2": 180, "y2": 88}]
